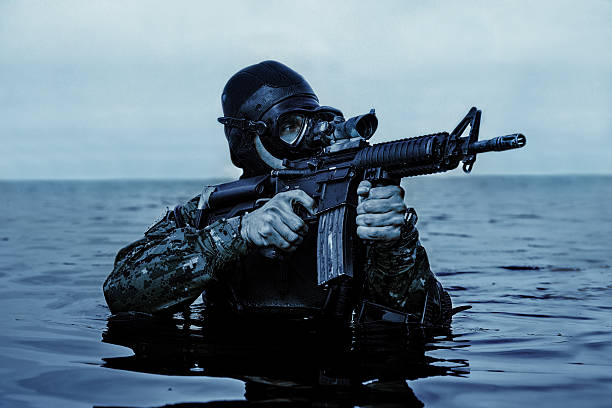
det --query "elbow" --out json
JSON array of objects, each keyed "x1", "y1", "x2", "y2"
[
  {"x1": 102, "y1": 274, "x2": 139, "y2": 314},
  {"x1": 102, "y1": 277, "x2": 123, "y2": 314},
  {"x1": 102, "y1": 274, "x2": 183, "y2": 315}
]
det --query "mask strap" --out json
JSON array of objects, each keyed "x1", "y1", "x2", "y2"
[{"x1": 218, "y1": 116, "x2": 267, "y2": 136}]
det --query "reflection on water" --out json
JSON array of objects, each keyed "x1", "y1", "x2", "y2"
[{"x1": 101, "y1": 308, "x2": 469, "y2": 407}]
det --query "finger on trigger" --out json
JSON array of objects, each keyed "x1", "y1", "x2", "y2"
[{"x1": 288, "y1": 189, "x2": 316, "y2": 215}]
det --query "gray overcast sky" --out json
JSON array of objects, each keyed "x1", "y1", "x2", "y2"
[{"x1": 1, "y1": 0, "x2": 610, "y2": 179}]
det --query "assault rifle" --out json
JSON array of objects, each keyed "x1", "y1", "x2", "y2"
[{"x1": 196, "y1": 107, "x2": 526, "y2": 286}]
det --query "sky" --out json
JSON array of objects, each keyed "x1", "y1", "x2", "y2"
[{"x1": 0, "y1": 0, "x2": 610, "y2": 179}]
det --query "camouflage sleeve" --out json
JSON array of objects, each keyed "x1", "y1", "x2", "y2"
[
  {"x1": 103, "y1": 201, "x2": 248, "y2": 314},
  {"x1": 364, "y1": 210, "x2": 451, "y2": 326}
]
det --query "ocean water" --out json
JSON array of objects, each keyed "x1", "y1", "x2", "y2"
[{"x1": 1, "y1": 176, "x2": 611, "y2": 407}]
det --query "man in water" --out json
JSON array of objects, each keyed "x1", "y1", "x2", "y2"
[{"x1": 103, "y1": 61, "x2": 452, "y2": 327}]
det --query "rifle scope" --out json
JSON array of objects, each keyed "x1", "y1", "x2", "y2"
[{"x1": 333, "y1": 109, "x2": 378, "y2": 141}]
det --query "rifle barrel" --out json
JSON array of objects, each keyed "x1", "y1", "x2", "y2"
[
  {"x1": 468, "y1": 133, "x2": 526, "y2": 153},
  {"x1": 352, "y1": 131, "x2": 526, "y2": 177}
]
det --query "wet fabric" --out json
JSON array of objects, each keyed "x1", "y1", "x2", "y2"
[
  {"x1": 365, "y1": 222, "x2": 451, "y2": 325},
  {"x1": 103, "y1": 197, "x2": 451, "y2": 326},
  {"x1": 103, "y1": 198, "x2": 247, "y2": 314}
]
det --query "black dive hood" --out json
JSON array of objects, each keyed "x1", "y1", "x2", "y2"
[{"x1": 220, "y1": 61, "x2": 336, "y2": 176}]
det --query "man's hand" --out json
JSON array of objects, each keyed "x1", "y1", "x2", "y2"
[
  {"x1": 240, "y1": 189, "x2": 315, "y2": 252},
  {"x1": 356, "y1": 180, "x2": 406, "y2": 242}
]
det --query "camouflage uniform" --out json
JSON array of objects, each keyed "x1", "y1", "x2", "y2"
[
  {"x1": 103, "y1": 196, "x2": 451, "y2": 326},
  {"x1": 104, "y1": 61, "x2": 453, "y2": 326}
]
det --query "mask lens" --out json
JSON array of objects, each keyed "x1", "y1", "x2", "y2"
[{"x1": 278, "y1": 113, "x2": 306, "y2": 146}]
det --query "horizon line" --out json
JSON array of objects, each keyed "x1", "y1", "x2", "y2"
[{"x1": 2, "y1": 173, "x2": 611, "y2": 182}]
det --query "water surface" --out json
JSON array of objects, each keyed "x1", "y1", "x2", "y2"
[{"x1": 1, "y1": 176, "x2": 611, "y2": 407}]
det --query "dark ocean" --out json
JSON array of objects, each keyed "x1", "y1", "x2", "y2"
[{"x1": 1, "y1": 176, "x2": 611, "y2": 407}]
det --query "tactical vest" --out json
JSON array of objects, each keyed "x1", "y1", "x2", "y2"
[{"x1": 202, "y1": 226, "x2": 357, "y2": 320}]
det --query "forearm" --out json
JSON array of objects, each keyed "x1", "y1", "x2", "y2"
[
  {"x1": 364, "y1": 209, "x2": 445, "y2": 318},
  {"x1": 103, "y1": 216, "x2": 247, "y2": 314}
]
